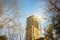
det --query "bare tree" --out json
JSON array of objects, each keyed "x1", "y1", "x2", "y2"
[
  {"x1": 49, "y1": 0, "x2": 60, "y2": 13},
  {"x1": 48, "y1": 0, "x2": 60, "y2": 39}
]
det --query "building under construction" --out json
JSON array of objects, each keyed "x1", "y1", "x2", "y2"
[
  {"x1": 0, "y1": 0, "x2": 3, "y2": 18},
  {"x1": 26, "y1": 15, "x2": 42, "y2": 40}
]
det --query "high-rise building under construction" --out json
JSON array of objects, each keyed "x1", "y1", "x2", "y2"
[{"x1": 26, "y1": 15, "x2": 42, "y2": 40}]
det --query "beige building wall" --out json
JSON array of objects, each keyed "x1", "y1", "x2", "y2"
[
  {"x1": 0, "y1": 0, "x2": 3, "y2": 18},
  {"x1": 26, "y1": 15, "x2": 41, "y2": 40}
]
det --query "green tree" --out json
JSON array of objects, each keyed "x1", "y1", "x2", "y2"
[
  {"x1": 43, "y1": 0, "x2": 60, "y2": 39},
  {"x1": 44, "y1": 24, "x2": 55, "y2": 40},
  {"x1": 48, "y1": 0, "x2": 60, "y2": 39}
]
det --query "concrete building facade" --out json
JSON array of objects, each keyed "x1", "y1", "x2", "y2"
[
  {"x1": 0, "y1": 0, "x2": 3, "y2": 18},
  {"x1": 26, "y1": 15, "x2": 40, "y2": 40}
]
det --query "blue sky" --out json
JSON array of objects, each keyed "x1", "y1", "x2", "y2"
[
  {"x1": 2, "y1": 0, "x2": 53, "y2": 38},
  {"x1": 3, "y1": 0, "x2": 49, "y2": 25}
]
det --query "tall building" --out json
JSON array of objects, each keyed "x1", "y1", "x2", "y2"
[
  {"x1": 0, "y1": 0, "x2": 3, "y2": 18},
  {"x1": 0, "y1": 0, "x2": 3, "y2": 28},
  {"x1": 26, "y1": 15, "x2": 41, "y2": 40}
]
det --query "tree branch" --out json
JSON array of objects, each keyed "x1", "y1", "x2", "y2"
[{"x1": 49, "y1": 0, "x2": 60, "y2": 12}]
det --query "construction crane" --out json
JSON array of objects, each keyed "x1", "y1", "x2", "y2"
[{"x1": 38, "y1": 16, "x2": 47, "y2": 37}]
